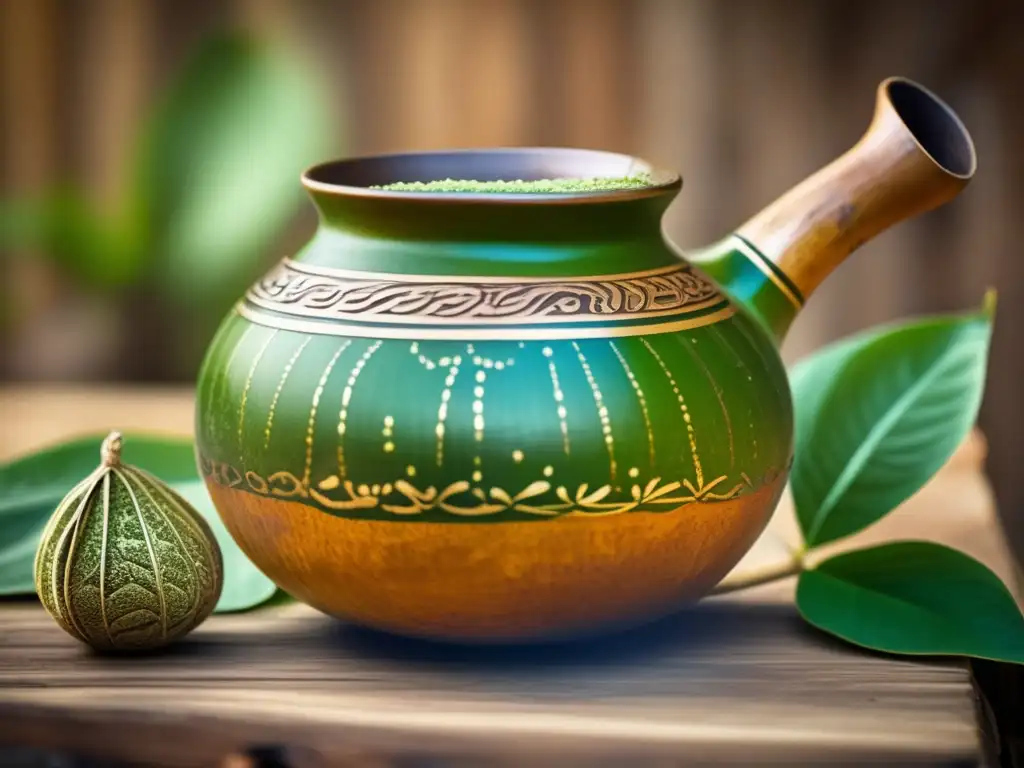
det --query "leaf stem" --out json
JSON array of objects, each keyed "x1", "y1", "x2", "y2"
[{"x1": 710, "y1": 555, "x2": 805, "y2": 596}]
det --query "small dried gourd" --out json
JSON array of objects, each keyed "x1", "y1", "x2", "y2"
[{"x1": 33, "y1": 432, "x2": 223, "y2": 651}]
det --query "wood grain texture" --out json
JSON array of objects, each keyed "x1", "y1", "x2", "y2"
[
  {"x1": 737, "y1": 77, "x2": 976, "y2": 300},
  {"x1": 0, "y1": 598, "x2": 980, "y2": 767},
  {"x1": 0, "y1": 386, "x2": 1014, "y2": 766}
]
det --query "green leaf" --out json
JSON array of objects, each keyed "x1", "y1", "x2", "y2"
[
  {"x1": 0, "y1": 433, "x2": 197, "y2": 595},
  {"x1": 797, "y1": 541, "x2": 1024, "y2": 664},
  {"x1": 0, "y1": 190, "x2": 145, "y2": 289},
  {"x1": 171, "y1": 481, "x2": 278, "y2": 613},
  {"x1": 788, "y1": 334, "x2": 872, "y2": 458},
  {"x1": 789, "y1": 294, "x2": 994, "y2": 547},
  {"x1": 134, "y1": 31, "x2": 335, "y2": 306},
  {"x1": 258, "y1": 589, "x2": 298, "y2": 609}
]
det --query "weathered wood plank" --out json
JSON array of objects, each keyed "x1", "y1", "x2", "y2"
[{"x1": 0, "y1": 596, "x2": 978, "y2": 767}]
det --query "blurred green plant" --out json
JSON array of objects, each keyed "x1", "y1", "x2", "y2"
[{"x1": 0, "y1": 30, "x2": 336, "y2": 372}]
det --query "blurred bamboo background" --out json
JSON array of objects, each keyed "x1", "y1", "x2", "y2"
[{"x1": 2, "y1": 0, "x2": 1023, "y2": 556}]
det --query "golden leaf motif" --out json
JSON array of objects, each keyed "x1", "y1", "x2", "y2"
[
  {"x1": 489, "y1": 488, "x2": 514, "y2": 505},
  {"x1": 318, "y1": 475, "x2": 340, "y2": 490},
  {"x1": 200, "y1": 455, "x2": 752, "y2": 519},
  {"x1": 578, "y1": 485, "x2": 612, "y2": 505},
  {"x1": 513, "y1": 481, "x2": 551, "y2": 502}
]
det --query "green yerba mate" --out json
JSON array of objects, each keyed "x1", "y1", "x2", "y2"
[
  {"x1": 371, "y1": 174, "x2": 654, "y2": 193},
  {"x1": 33, "y1": 432, "x2": 223, "y2": 651}
]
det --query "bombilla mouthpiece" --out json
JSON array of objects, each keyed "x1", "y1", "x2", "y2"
[{"x1": 735, "y1": 76, "x2": 976, "y2": 302}]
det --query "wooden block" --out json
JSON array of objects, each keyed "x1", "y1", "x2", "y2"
[{"x1": 0, "y1": 595, "x2": 979, "y2": 767}]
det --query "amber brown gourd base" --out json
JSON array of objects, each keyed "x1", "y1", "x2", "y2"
[{"x1": 208, "y1": 479, "x2": 785, "y2": 641}]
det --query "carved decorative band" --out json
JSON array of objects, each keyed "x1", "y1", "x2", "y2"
[
  {"x1": 236, "y1": 302, "x2": 736, "y2": 340},
  {"x1": 244, "y1": 259, "x2": 726, "y2": 328}
]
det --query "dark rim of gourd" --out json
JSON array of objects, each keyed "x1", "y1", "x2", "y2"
[
  {"x1": 301, "y1": 147, "x2": 682, "y2": 204},
  {"x1": 885, "y1": 77, "x2": 977, "y2": 179}
]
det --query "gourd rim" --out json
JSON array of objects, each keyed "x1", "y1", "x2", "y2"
[{"x1": 301, "y1": 147, "x2": 682, "y2": 204}]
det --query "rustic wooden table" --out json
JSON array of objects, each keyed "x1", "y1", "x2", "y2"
[{"x1": 0, "y1": 387, "x2": 1020, "y2": 767}]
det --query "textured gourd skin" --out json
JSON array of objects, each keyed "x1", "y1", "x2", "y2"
[
  {"x1": 197, "y1": 315, "x2": 791, "y2": 641},
  {"x1": 34, "y1": 437, "x2": 223, "y2": 651},
  {"x1": 193, "y1": 190, "x2": 794, "y2": 639}
]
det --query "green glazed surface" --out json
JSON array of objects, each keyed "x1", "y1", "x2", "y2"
[
  {"x1": 197, "y1": 314, "x2": 791, "y2": 522},
  {"x1": 195, "y1": 166, "x2": 795, "y2": 521},
  {"x1": 192, "y1": 149, "x2": 799, "y2": 639}
]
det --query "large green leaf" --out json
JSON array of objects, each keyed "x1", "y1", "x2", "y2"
[
  {"x1": 135, "y1": 32, "x2": 335, "y2": 306},
  {"x1": 797, "y1": 541, "x2": 1024, "y2": 664},
  {"x1": 0, "y1": 433, "x2": 197, "y2": 595},
  {"x1": 789, "y1": 294, "x2": 994, "y2": 547},
  {"x1": 788, "y1": 333, "x2": 871, "y2": 464},
  {"x1": 171, "y1": 481, "x2": 278, "y2": 613}
]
